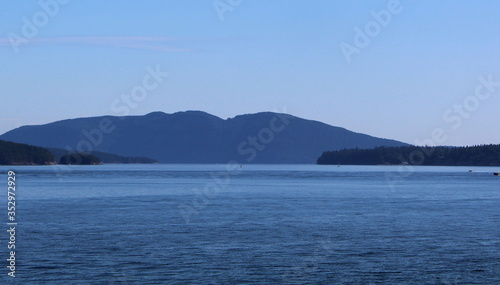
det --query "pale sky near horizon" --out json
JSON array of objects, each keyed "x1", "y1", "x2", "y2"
[{"x1": 1, "y1": 0, "x2": 500, "y2": 146}]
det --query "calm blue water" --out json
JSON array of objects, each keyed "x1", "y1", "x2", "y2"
[{"x1": 0, "y1": 164, "x2": 499, "y2": 284}]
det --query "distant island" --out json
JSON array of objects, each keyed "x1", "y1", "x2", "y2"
[
  {"x1": 0, "y1": 139, "x2": 158, "y2": 166},
  {"x1": 317, "y1": 145, "x2": 500, "y2": 166},
  {"x1": 0, "y1": 111, "x2": 408, "y2": 164}
]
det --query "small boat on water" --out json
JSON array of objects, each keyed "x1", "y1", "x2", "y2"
[{"x1": 468, "y1": 170, "x2": 499, "y2": 175}]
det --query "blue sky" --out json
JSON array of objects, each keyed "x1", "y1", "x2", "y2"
[{"x1": 1, "y1": 0, "x2": 500, "y2": 146}]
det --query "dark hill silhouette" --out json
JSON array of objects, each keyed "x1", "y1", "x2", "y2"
[
  {"x1": 47, "y1": 148, "x2": 158, "y2": 164},
  {"x1": 317, "y1": 145, "x2": 500, "y2": 166},
  {"x1": 0, "y1": 140, "x2": 56, "y2": 165},
  {"x1": 0, "y1": 111, "x2": 409, "y2": 163}
]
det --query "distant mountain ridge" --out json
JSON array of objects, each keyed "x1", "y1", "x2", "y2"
[{"x1": 0, "y1": 111, "x2": 409, "y2": 163}]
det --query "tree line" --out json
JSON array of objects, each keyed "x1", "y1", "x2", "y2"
[
  {"x1": 1, "y1": 140, "x2": 157, "y2": 165},
  {"x1": 317, "y1": 145, "x2": 500, "y2": 166},
  {"x1": 0, "y1": 140, "x2": 56, "y2": 165}
]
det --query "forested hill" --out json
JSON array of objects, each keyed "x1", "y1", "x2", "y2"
[
  {"x1": 0, "y1": 111, "x2": 408, "y2": 164},
  {"x1": 0, "y1": 140, "x2": 56, "y2": 165},
  {"x1": 0, "y1": 140, "x2": 157, "y2": 165},
  {"x1": 48, "y1": 148, "x2": 158, "y2": 164},
  {"x1": 317, "y1": 145, "x2": 500, "y2": 166}
]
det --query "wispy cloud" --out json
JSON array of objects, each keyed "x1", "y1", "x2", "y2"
[
  {"x1": 0, "y1": 36, "x2": 194, "y2": 52},
  {"x1": 0, "y1": 118, "x2": 23, "y2": 122}
]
